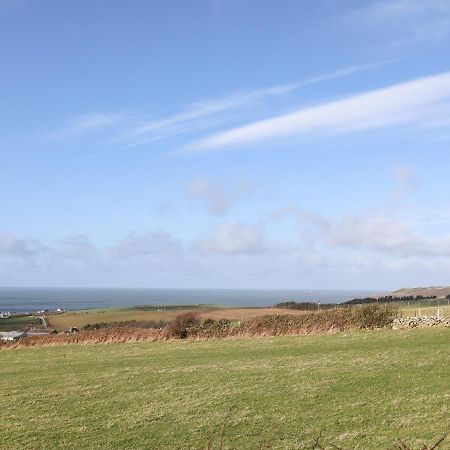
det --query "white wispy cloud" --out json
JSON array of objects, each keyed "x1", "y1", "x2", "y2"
[
  {"x1": 398, "y1": 207, "x2": 450, "y2": 227},
  {"x1": 109, "y1": 231, "x2": 183, "y2": 259},
  {"x1": 0, "y1": 234, "x2": 42, "y2": 258},
  {"x1": 186, "y1": 176, "x2": 248, "y2": 215},
  {"x1": 311, "y1": 212, "x2": 450, "y2": 258},
  {"x1": 187, "y1": 70, "x2": 450, "y2": 152},
  {"x1": 126, "y1": 60, "x2": 391, "y2": 147},
  {"x1": 393, "y1": 165, "x2": 419, "y2": 189},
  {"x1": 46, "y1": 112, "x2": 126, "y2": 140},
  {"x1": 387, "y1": 165, "x2": 421, "y2": 205},
  {"x1": 57, "y1": 235, "x2": 97, "y2": 262},
  {"x1": 198, "y1": 223, "x2": 266, "y2": 255},
  {"x1": 47, "y1": 60, "x2": 391, "y2": 151},
  {"x1": 3, "y1": 210, "x2": 450, "y2": 287}
]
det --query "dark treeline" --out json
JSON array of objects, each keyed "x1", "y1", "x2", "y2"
[
  {"x1": 274, "y1": 301, "x2": 335, "y2": 310},
  {"x1": 342, "y1": 295, "x2": 437, "y2": 305},
  {"x1": 83, "y1": 319, "x2": 167, "y2": 330},
  {"x1": 275, "y1": 295, "x2": 439, "y2": 310}
]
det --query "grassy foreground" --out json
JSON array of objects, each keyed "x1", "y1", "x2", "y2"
[{"x1": 1, "y1": 329, "x2": 449, "y2": 449}]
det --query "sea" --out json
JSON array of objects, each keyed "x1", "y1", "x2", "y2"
[{"x1": 0, "y1": 287, "x2": 379, "y2": 313}]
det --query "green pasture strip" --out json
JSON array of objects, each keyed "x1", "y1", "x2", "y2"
[{"x1": 0, "y1": 316, "x2": 40, "y2": 331}]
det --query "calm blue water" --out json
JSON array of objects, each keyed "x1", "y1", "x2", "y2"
[{"x1": 0, "y1": 287, "x2": 379, "y2": 312}]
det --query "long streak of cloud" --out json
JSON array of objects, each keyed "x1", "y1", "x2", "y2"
[
  {"x1": 187, "y1": 71, "x2": 450, "y2": 152},
  {"x1": 126, "y1": 60, "x2": 392, "y2": 146}
]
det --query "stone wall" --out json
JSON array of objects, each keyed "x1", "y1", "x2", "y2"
[{"x1": 392, "y1": 316, "x2": 450, "y2": 329}]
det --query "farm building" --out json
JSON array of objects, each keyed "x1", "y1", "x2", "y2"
[{"x1": 0, "y1": 331, "x2": 27, "y2": 341}]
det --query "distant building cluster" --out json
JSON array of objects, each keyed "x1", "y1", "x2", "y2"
[{"x1": 0, "y1": 307, "x2": 66, "y2": 341}]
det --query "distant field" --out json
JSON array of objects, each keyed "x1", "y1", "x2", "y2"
[
  {"x1": 399, "y1": 304, "x2": 450, "y2": 317},
  {"x1": 47, "y1": 305, "x2": 308, "y2": 331},
  {"x1": 47, "y1": 305, "x2": 222, "y2": 331},
  {"x1": 1, "y1": 328, "x2": 449, "y2": 449},
  {"x1": 0, "y1": 315, "x2": 40, "y2": 332},
  {"x1": 397, "y1": 299, "x2": 450, "y2": 318}
]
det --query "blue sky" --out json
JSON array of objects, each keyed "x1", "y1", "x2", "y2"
[{"x1": 1, "y1": 0, "x2": 450, "y2": 289}]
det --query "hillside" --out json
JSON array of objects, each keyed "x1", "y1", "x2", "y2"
[{"x1": 387, "y1": 286, "x2": 450, "y2": 298}]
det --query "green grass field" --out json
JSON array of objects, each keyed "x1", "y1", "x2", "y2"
[
  {"x1": 46, "y1": 305, "x2": 226, "y2": 331},
  {"x1": 1, "y1": 328, "x2": 449, "y2": 449},
  {"x1": 399, "y1": 300, "x2": 450, "y2": 318},
  {"x1": 0, "y1": 315, "x2": 40, "y2": 332}
]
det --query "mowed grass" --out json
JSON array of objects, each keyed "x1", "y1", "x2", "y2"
[{"x1": 1, "y1": 328, "x2": 449, "y2": 449}]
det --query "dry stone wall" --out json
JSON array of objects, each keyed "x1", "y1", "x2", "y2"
[{"x1": 392, "y1": 316, "x2": 450, "y2": 329}]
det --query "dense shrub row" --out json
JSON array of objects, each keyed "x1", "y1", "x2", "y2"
[
  {"x1": 165, "y1": 313, "x2": 231, "y2": 339},
  {"x1": 234, "y1": 304, "x2": 397, "y2": 337},
  {"x1": 83, "y1": 319, "x2": 166, "y2": 330},
  {"x1": 165, "y1": 304, "x2": 397, "y2": 339}
]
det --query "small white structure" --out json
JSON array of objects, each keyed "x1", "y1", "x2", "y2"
[
  {"x1": 27, "y1": 329, "x2": 54, "y2": 336},
  {"x1": 0, "y1": 331, "x2": 27, "y2": 341},
  {"x1": 0, "y1": 312, "x2": 11, "y2": 319}
]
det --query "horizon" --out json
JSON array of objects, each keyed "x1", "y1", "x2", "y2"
[
  {"x1": 0, "y1": 285, "x2": 383, "y2": 291},
  {"x1": 2, "y1": 1, "x2": 450, "y2": 290}
]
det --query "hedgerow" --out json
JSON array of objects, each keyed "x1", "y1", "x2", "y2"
[{"x1": 2, "y1": 304, "x2": 398, "y2": 347}]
